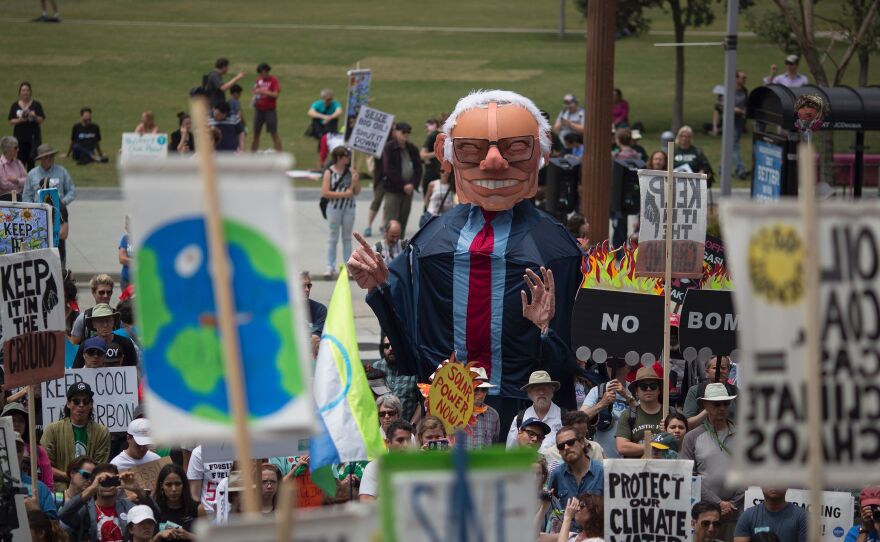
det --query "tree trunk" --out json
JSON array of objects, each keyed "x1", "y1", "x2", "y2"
[{"x1": 670, "y1": 0, "x2": 685, "y2": 131}]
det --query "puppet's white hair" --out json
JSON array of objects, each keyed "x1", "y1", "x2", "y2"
[{"x1": 441, "y1": 89, "x2": 552, "y2": 164}]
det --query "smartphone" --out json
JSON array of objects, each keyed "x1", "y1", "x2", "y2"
[
  {"x1": 427, "y1": 439, "x2": 449, "y2": 451},
  {"x1": 159, "y1": 521, "x2": 182, "y2": 531},
  {"x1": 99, "y1": 476, "x2": 121, "y2": 488}
]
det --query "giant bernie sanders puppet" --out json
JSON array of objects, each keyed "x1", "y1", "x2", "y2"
[{"x1": 348, "y1": 90, "x2": 583, "y2": 424}]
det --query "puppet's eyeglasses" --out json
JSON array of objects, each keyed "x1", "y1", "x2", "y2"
[{"x1": 452, "y1": 136, "x2": 535, "y2": 165}]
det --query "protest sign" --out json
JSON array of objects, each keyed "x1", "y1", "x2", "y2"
[
  {"x1": 343, "y1": 69, "x2": 371, "y2": 141},
  {"x1": 604, "y1": 459, "x2": 694, "y2": 542},
  {"x1": 41, "y1": 367, "x2": 138, "y2": 432},
  {"x1": 571, "y1": 288, "x2": 664, "y2": 366},
  {"x1": 743, "y1": 487, "x2": 854, "y2": 542},
  {"x1": 722, "y1": 200, "x2": 880, "y2": 486},
  {"x1": 120, "y1": 154, "x2": 314, "y2": 442},
  {"x1": 195, "y1": 502, "x2": 378, "y2": 541},
  {"x1": 0, "y1": 417, "x2": 32, "y2": 542},
  {"x1": 0, "y1": 248, "x2": 66, "y2": 388},
  {"x1": 427, "y1": 362, "x2": 475, "y2": 432},
  {"x1": 202, "y1": 437, "x2": 310, "y2": 462},
  {"x1": 348, "y1": 106, "x2": 394, "y2": 157},
  {"x1": 679, "y1": 290, "x2": 739, "y2": 365},
  {"x1": 127, "y1": 456, "x2": 173, "y2": 491},
  {"x1": 752, "y1": 141, "x2": 784, "y2": 201},
  {"x1": 636, "y1": 170, "x2": 708, "y2": 279},
  {"x1": 380, "y1": 448, "x2": 536, "y2": 542},
  {"x1": 36, "y1": 188, "x2": 60, "y2": 248},
  {"x1": 0, "y1": 202, "x2": 53, "y2": 254},
  {"x1": 121, "y1": 133, "x2": 169, "y2": 159}
]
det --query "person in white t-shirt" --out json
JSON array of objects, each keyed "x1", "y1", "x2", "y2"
[
  {"x1": 505, "y1": 371, "x2": 564, "y2": 453},
  {"x1": 110, "y1": 418, "x2": 160, "y2": 471},
  {"x1": 359, "y1": 419, "x2": 415, "y2": 502},
  {"x1": 186, "y1": 445, "x2": 232, "y2": 514}
]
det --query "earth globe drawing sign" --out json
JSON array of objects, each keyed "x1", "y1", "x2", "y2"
[{"x1": 120, "y1": 154, "x2": 315, "y2": 442}]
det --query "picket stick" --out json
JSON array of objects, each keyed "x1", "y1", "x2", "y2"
[
  {"x1": 27, "y1": 387, "x2": 38, "y2": 498},
  {"x1": 662, "y1": 142, "x2": 674, "y2": 417},
  {"x1": 798, "y1": 143, "x2": 823, "y2": 542},
  {"x1": 11, "y1": 191, "x2": 17, "y2": 202},
  {"x1": 275, "y1": 476, "x2": 298, "y2": 542},
  {"x1": 190, "y1": 97, "x2": 260, "y2": 515}
]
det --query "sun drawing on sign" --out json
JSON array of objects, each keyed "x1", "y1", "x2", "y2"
[{"x1": 747, "y1": 224, "x2": 804, "y2": 305}]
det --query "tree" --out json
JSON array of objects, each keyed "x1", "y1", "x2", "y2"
[{"x1": 573, "y1": 0, "x2": 658, "y2": 37}]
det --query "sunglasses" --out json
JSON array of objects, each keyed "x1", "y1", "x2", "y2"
[
  {"x1": 382, "y1": 344, "x2": 392, "y2": 350},
  {"x1": 78, "y1": 469, "x2": 93, "y2": 480},
  {"x1": 556, "y1": 438, "x2": 580, "y2": 451},
  {"x1": 303, "y1": 282, "x2": 313, "y2": 289},
  {"x1": 85, "y1": 349, "x2": 105, "y2": 356},
  {"x1": 638, "y1": 382, "x2": 660, "y2": 391},
  {"x1": 378, "y1": 410, "x2": 398, "y2": 418},
  {"x1": 400, "y1": 131, "x2": 411, "y2": 135},
  {"x1": 700, "y1": 520, "x2": 721, "y2": 528},
  {"x1": 452, "y1": 136, "x2": 536, "y2": 165},
  {"x1": 71, "y1": 398, "x2": 92, "y2": 406}
]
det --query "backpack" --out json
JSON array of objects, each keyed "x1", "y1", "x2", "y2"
[{"x1": 189, "y1": 73, "x2": 211, "y2": 98}]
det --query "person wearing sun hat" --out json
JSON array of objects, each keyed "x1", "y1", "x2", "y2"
[
  {"x1": 465, "y1": 367, "x2": 501, "y2": 449},
  {"x1": 505, "y1": 370, "x2": 563, "y2": 452},
  {"x1": 615, "y1": 366, "x2": 665, "y2": 458},
  {"x1": 23, "y1": 143, "x2": 77, "y2": 204},
  {"x1": 72, "y1": 303, "x2": 138, "y2": 368},
  {"x1": 682, "y1": 382, "x2": 743, "y2": 541}
]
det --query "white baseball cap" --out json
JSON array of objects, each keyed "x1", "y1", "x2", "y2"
[
  {"x1": 127, "y1": 418, "x2": 152, "y2": 446},
  {"x1": 127, "y1": 505, "x2": 155, "y2": 525}
]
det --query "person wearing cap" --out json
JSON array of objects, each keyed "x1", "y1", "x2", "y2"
[
  {"x1": 70, "y1": 274, "x2": 118, "y2": 345},
  {"x1": 684, "y1": 356, "x2": 738, "y2": 429},
  {"x1": 650, "y1": 432, "x2": 681, "y2": 459},
  {"x1": 359, "y1": 419, "x2": 414, "y2": 502},
  {"x1": 72, "y1": 303, "x2": 138, "y2": 368},
  {"x1": 126, "y1": 504, "x2": 162, "y2": 542},
  {"x1": 59, "y1": 463, "x2": 144, "y2": 542},
  {"x1": 111, "y1": 419, "x2": 160, "y2": 471},
  {"x1": 41, "y1": 382, "x2": 111, "y2": 489},
  {"x1": 846, "y1": 487, "x2": 880, "y2": 542},
  {"x1": 734, "y1": 487, "x2": 807, "y2": 542},
  {"x1": 554, "y1": 93, "x2": 585, "y2": 141},
  {"x1": 682, "y1": 382, "x2": 744, "y2": 541},
  {"x1": 251, "y1": 62, "x2": 282, "y2": 152},
  {"x1": 23, "y1": 143, "x2": 76, "y2": 204},
  {"x1": 505, "y1": 371, "x2": 563, "y2": 452},
  {"x1": 515, "y1": 417, "x2": 552, "y2": 448},
  {"x1": 79, "y1": 336, "x2": 108, "y2": 368},
  {"x1": 464, "y1": 367, "x2": 501, "y2": 449},
  {"x1": 615, "y1": 366, "x2": 665, "y2": 458},
  {"x1": 381, "y1": 121, "x2": 422, "y2": 237},
  {"x1": 2, "y1": 402, "x2": 54, "y2": 487},
  {"x1": 581, "y1": 358, "x2": 637, "y2": 459},
  {"x1": 14, "y1": 431, "x2": 59, "y2": 519},
  {"x1": 373, "y1": 336, "x2": 420, "y2": 423},
  {"x1": 763, "y1": 54, "x2": 809, "y2": 88}
]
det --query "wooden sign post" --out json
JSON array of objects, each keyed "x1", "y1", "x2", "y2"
[
  {"x1": 798, "y1": 143, "x2": 823, "y2": 542},
  {"x1": 190, "y1": 98, "x2": 259, "y2": 515},
  {"x1": 662, "y1": 141, "x2": 675, "y2": 417}
]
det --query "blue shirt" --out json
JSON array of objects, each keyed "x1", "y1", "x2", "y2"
[
  {"x1": 547, "y1": 457, "x2": 604, "y2": 502},
  {"x1": 310, "y1": 99, "x2": 340, "y2": 116},
  {"x1": 845, "y1": 526, "x2": 880, "y2": 542},
  {"x1": 734, "y1": 503, "x2": 808, "y2": 542},
  {"x1": 24, "y1": 164, "x2": 76, "y2": 205},
  {"x1": 22, "y1": 474, "x2": 58, "y2": 519}
]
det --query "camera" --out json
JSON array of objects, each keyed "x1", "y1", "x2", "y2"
[
  {"x1": 99, "y1": 476, "x2": 121, "y2": 488},
  {"x1": 595, "y1": 408, "x2": 614, "y2": 432},
  {"x1": 427, "y1": 439, "x2": 449, "y2": 451},
  {"x1": 872, "y1": 506, "x2": 880, "y2": 523}
]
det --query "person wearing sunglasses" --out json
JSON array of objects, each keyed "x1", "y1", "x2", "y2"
[
  {"x1": 375, "y1": 394, "x2": 403, "y2": 437},
  {"x1": 692, "y1": 501, "x2": 724, "y2": 542},
  {"x1": 70, "y1": 274, "x2": 119, "y2": 345},
  {"x1": 373, "y1": 337, "x2": 421, "y2": 424},
  {"x1": 615, "y1": 367, "x2": 665, "y2": 458},
  {"x1": 545, "y1": 426, "x2": 604, "y2": 535},
  {"x1": 682, "y1": 383, "x2": 744, "y2": 541},
  {"x1": 41, "y1": 382, "x2": 111, "y2": 490},
  {"x1": 56, "y1": 456, "x2": 96, "y2": 508}
]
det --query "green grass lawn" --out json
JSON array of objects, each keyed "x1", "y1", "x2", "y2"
[{"x1": 1, "y1": 0, "x2": 876, "y2": 189}]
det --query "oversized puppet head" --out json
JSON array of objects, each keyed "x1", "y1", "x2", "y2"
[{"x1": 434, "y1": 90, "x2": 551, "y2": 212}]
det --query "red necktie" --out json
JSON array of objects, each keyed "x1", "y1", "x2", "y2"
[{"x1": 466, "y1": 210, "x2": 496, "y2": 376}]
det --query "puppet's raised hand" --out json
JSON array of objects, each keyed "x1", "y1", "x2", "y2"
[
  {"x1": 521, "y1": 267, "x2": 555, "y2": 334},
  {"x1": 348, "y1": 231, "x2": 390, "y2": 291}
]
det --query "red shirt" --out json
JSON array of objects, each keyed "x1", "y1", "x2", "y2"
[
  {"x1": 254, "y1": 76, "x2": 280, "y2": 112},
  {"x1": 96, "y1": 505, "x2": 123, "y2": 542}
]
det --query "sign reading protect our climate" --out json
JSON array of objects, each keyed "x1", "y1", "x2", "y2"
[
  {"x1": 722, "y1": 200, "x2": 880, "y2": 486},
  {"x1": 120, "y1": 154, "x2": 315, "y2": 442}
]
